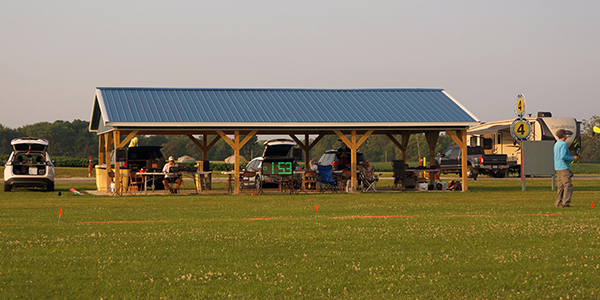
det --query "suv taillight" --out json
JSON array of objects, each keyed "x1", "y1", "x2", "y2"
[{"x1": 479, "y1": 156, "x2": 483, "y2": 164}]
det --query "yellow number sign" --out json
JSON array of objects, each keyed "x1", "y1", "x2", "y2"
[
  {"x1": 510, "y1": 118, "x2": 532, "y2": 141},
  {"x1": 515, "y1": 94, "x2": 526, "y2": 117}
]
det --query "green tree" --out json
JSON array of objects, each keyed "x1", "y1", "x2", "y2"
[
  {"x1": 580, "y1": 115, "x2": 600, "y2": 163},
  {"x1": 0, "y1": 124, "x2": 20, "y2": 155}
]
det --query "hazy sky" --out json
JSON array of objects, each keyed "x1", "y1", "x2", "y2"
[{"x1": 2, "y1": 0, "x2": 599, "y2": 129}]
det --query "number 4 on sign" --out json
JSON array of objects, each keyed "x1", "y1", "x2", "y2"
[
  {"x1": 517, "y1": 123, "x2": 525, "y2": 135},
  {"x1": 515, "y1": 94, "x2": 526, "y2": 117}
]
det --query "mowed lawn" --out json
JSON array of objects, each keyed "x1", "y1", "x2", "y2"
[{"x1": 1, "y1": 179, "x2": 599, "y2": 299}]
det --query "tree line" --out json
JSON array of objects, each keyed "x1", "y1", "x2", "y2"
[{"x1": 2, "y1": 117, "x2": 600, "y2": 163}]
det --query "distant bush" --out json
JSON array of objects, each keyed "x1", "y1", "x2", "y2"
[
  {"x1": 210, "y1": 162, "x2": 244, "y2": 171},
  {"x1": 52, "y1": 157, "x2": 99, "y2": 168},
  {"x1": 0, "y1": 154, "x2": 8, "y2": 166}
]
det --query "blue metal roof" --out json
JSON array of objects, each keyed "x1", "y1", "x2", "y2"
[{"x1": 92, "y1": 88, "x2": 478, "y2": 127}]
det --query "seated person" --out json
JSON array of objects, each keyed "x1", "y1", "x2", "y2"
[
  {"x1": 162, "y1": 156, "x2": 182, "y2": 192},
  {"x1": 336, "y1": 144, "x2": 351, "y2": 170}
]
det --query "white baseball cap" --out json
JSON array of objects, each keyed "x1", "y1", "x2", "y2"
[{"x1": 168, "y1": 156, "x2": 174, "y2": 161}]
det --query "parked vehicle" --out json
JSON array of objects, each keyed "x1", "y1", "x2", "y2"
[
  {"x1": 4, "y1": 138, "x2": 55, "y2": 191},
  {"x1": 244, "y1": 139, "x2": 301, "y2": 186},
  {"x1": 316, "y1": 149, "x2": 368, "y2": 171},
  {"x1": 467, "y1": 112, "x2": 580, "y2": 173},
  {"x1": 110, "y1": 146, "x2": 167, "y2": 171},
  {"x1": 435, "y1": 145, "x2": 509, "y2": 179}
]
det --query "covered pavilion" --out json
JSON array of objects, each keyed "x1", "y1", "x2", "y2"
[{"x1": 89, "y1": 87, "x2": 479, "y2": 194}]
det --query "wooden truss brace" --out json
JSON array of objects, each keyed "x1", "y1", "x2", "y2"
[
  {"x1": 288, "y1": 133, "x2": 326, "y2": 169},
  {"x1": 216, "y1": 130, "x2": 257, "y2": 194},
  {"x1": 334, "y1": 130, "x2": 374, "y2": 192},
  {"x1": 385, "y1": 133, "x2": 411, "y2": 163},
  {"x1": 187, "y1": 134, "x2": 221, "y2": 160}
]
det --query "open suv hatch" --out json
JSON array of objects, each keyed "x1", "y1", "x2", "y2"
[
  {"x1": 245, "y1": 139, "x2": 301, "y2": 186},
  {"x1": 4, "y1": 138, "x2": 55, "y2": 191}
]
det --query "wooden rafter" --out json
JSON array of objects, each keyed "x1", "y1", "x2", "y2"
[
  {"x1": 117, "y1": 131, "x2": 139, "y2": 148},
  {"x1": 187, "y1": 134, "x2": 221, "y2": 155}
]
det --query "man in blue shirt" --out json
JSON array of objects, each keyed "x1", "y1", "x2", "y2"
[{"x1": 554, "y1": 129, "x2": 578, "y2": 207}]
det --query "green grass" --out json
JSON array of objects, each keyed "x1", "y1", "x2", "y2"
[
  {"x1": 570, "y1": 163, "x2": 600, "y2": 174},
  {"x1": 1, "y1": 180, "x2": 600, "y2": 299}
]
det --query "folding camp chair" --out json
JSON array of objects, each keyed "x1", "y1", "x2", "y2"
[
  {"x1": 128, "y1": 170, "x2": 144, "y2": 193},
  {"x1": 317, "y1": 165, "x2": 338, "y2": 193},
  {"x1": 300, "y1": 170, "x2": 317, "y2": 192},
  {"x1": 240, "y1": 171, "x2": 260, "y2": 194},
  {"x1": 338, "y1": 169, "x2": 352, "y2": 192},
  {"x1": 360, "y1": 165, "x2": 380, "y2": 192}
]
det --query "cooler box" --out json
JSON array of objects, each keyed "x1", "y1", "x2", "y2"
[
  {"x1": 95, "y1": 166, "x2": 130, "y2": 191},
  {"x1": 436, "y1": 181, "x2": 448, "y2": 190}
]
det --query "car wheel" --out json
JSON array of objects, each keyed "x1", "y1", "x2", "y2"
[
  {"x1": 47, "y1": 182, "x2": 55, "y2": 192},
  {"x1": 4, "y1": 183, "x2": 11, "y2": 192}
]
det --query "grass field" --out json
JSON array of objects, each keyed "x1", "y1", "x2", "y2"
[
  {"x1": 1, "y1": 179, "x2": 600, "y2": 299},
  {"x1": 2, "y1": 163, "x2": 600, "y2": 180}
]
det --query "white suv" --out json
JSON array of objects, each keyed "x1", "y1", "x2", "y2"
[
  {"x1": 4, "y1": 138, "x2": 55, "y2": 192},
  {"x1": 244, "y1": 139, "x2": 301, "y2": 186}
]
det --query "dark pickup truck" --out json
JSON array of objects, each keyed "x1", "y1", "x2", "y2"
[{"x1": 435, "y1": 146, "x2": 509, "y2": 179}]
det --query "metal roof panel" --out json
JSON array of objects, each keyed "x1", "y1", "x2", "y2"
[{"x1": 93, "y1": 88, "x2": 479, "y2": 126}]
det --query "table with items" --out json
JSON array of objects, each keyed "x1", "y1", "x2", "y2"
[{"x1": 137, "y1": 172, "x2": 165, "y2": 194}]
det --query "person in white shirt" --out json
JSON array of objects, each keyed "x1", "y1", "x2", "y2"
[{"x1": 162, "y1": 156, "x2": 182, "y2": 193}]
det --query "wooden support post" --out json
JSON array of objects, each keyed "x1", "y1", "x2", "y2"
[
  {"x1": 234, "y1": 131, "x2": 240, "y2": 195},
  {"x1": 113, "y1": 131, "x2": 121, "y2": 195},
  {"x1": 425, "y1": 131, "x2": 439, "y2": 167},
  {"x1": 334, "y1": 130, "x2": 373, "y2": 192},
  {"x1": 105, "y1": 132, "x2": 112, "y2": 193},
  {"x1": 216, "y1": 130, "x2": 257, "y2": 195},
  {"x1": 351, "y1": 131, "x2": 357, "y2": 191},
  {"x1": 98, "y1": 134, "x2": 104, "y2": 166},
  {"x1": 203, "y1": 135, "x2": 208, "y2": 160},
  {"x1": 401, "y1": 134, "x2": 410, "y2": 163},
  {"x1": 445, "y1": 129, "x2": 468, "y2": 192},
  {"x1": 461, "y1": 130, "x2": 468, "y2": 192},
  {"x1": 304, "y1": 134, "x2": 310, "y2": 169}
]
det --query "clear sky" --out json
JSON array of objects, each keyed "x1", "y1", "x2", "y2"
[{"x1": 2, "y1": 0, "x2": 599, "y2": 129}]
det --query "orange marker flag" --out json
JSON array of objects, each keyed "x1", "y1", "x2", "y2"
[
  {"x1": 592, "y1": 202, "x2": 595, "y2": 208},
  {"x1": 314, "y1": 205, "x2": 318, "y2": 212},
  {"x1": 59, "y1": 208, "x2": 63, "y2": 217}
]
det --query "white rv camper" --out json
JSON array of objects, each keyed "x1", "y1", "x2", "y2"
[{"x1": 467, "y1": 112, "x2": 581, "y2": 173}]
